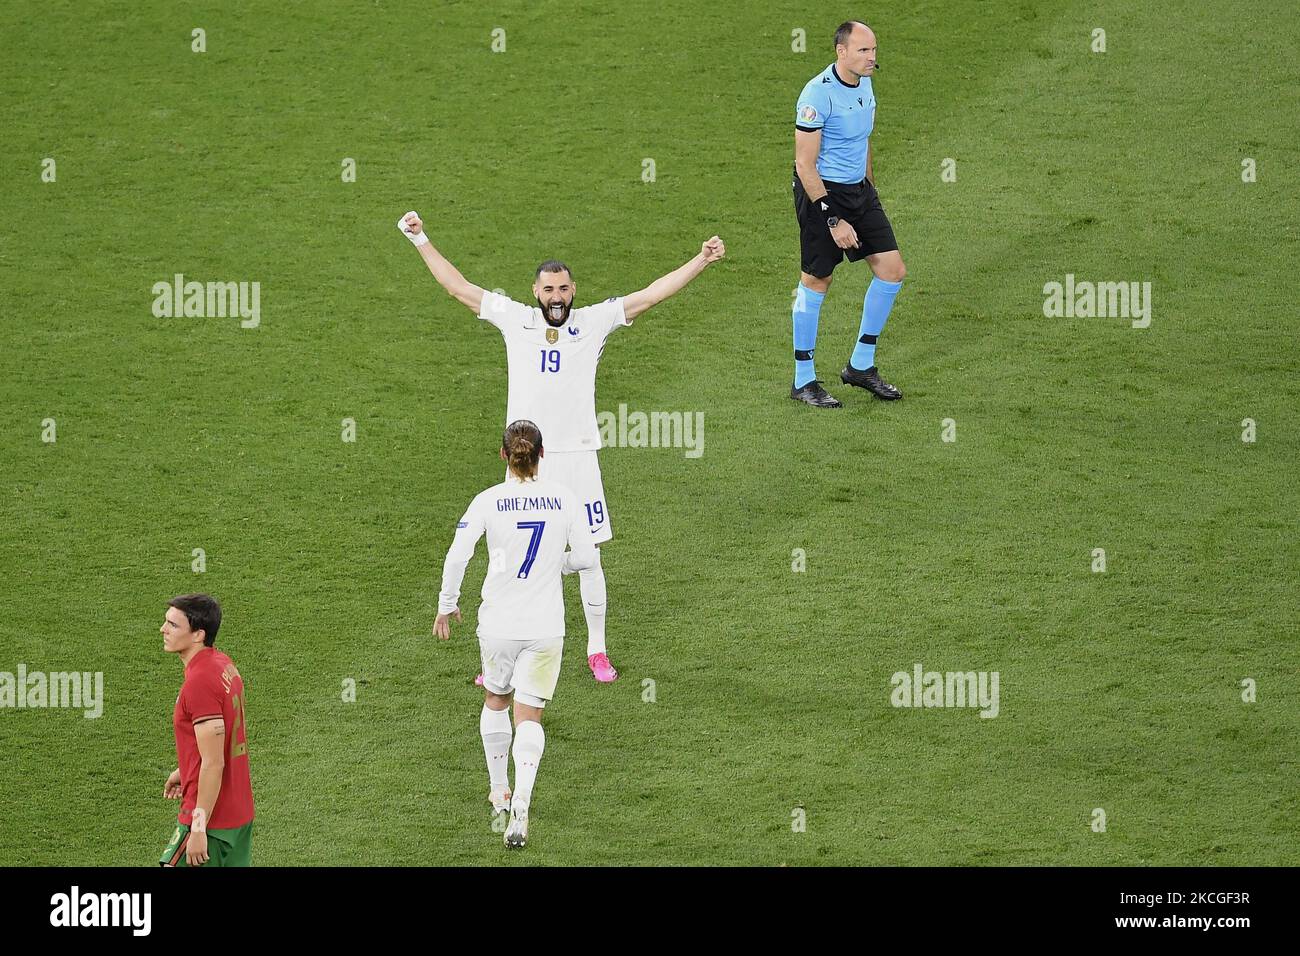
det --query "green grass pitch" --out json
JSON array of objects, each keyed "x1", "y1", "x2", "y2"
[{"x1": 1, "y1": 0, "x2": 1296, "y2": 866}]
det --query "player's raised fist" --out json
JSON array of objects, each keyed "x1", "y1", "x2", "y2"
[
  {"x1": 397, "y1": 210, "x2": 429, "y2": 246},
  {"x1": 701, "y1": 236, "x2": 725, "y2": 263}
]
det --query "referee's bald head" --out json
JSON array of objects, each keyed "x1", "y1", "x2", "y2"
[
  {"x1": 834, "y1": 21, "x2": 869, "y2": 49},
  {"x1": 834, "y1": 21, "x2": 877, "y2": 79}
]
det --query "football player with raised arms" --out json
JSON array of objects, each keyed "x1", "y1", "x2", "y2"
[
  {"x1": 435, "y1": 420, "x2": 596, "y2": 848},
  {"x1": 399, "y1": 209, "x2": 725, "y2": 684}
]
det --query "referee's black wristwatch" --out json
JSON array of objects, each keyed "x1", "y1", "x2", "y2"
[{"x1": 814, "y1": 194, "x2": 845, "y2": 230}]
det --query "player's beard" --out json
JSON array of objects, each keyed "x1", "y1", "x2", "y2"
[{"x1": 539, "y1": 297, "x2": 573, "y2": 327}]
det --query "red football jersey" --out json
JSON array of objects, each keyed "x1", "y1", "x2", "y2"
[{"x1": 172, "y1": 647, "x2": 255, "y2": 829}]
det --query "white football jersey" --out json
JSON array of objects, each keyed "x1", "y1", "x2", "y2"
[
  {"x1": 438, "y1": 475, "x2": 597, "y2": 640},
  {"x1": 478, "y1": 291, "x2": 631, "y2": 453}
]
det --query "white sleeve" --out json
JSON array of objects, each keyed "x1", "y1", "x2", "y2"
[
  {"x1": 593, "y1": 296, "x2": 632, "y2": 333},
  {"x1": 478, "y1": 290, "x2": 534, "y2": 333},
  {"x1": 438, "y1": 496, "x2": 485, "y2": 613},
  {"x1": 561, "y1": 496, "x2": 597, "y2": 573}
]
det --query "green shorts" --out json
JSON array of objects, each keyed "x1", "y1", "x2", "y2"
[{"x1": 159, "y1": 820, "x2": 254, "y2": 867}]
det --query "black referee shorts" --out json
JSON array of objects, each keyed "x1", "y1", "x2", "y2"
[{"x1": 793, "y1": 170, "x2": 898, "y2": 278}]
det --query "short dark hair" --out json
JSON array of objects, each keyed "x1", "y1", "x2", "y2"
[
  {"x1": 168, "y1": 593, "x2": 222, "y2": 647},
  {"x1": 535, "y1": 260, "x2": 572, "y2": 282},
  {"x1": 834, "y1": 21, "x2": 867, "y2": 50}
]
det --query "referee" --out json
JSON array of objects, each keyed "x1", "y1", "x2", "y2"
[{"x1": 790, "y1": 21, "x2": 907, "y2": 408}]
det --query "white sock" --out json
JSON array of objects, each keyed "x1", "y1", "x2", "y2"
[
  {"x1": 480, "y1": 705, "x2": 512, "y2": 793},
  {"x1": 579, "y1": 550, "x2": 608, "y2": 657},
  {"x1": 511, "y1": 720, "x2": 545, "y2": 810}
]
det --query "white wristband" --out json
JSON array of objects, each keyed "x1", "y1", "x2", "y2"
[{"x1": 397, "y1": 211, "x2": 429, "y2": 247}]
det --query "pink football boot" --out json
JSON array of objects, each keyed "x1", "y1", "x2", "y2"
[{"x1": 587, "y1": 653, "x2": 618, "y2": 683}]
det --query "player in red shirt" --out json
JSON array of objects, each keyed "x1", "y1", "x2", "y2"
[{"x1": 158, "y1": 593, "x2": 255, "y2": 866}]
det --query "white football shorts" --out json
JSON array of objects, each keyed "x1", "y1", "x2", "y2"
[{"x1": 479, "y1": 635, "x2": 565, "y2": 708}]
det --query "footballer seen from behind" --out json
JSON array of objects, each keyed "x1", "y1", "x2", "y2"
[
  {"x1": 399, "y1": 209, "x2": 725, "y2": 684},
  {"x1": 159, "y1": 593, "x2": 254, "y2": 866},
  {"x1": 435, "y1": 420, "x2": 597, "y2": 849}
]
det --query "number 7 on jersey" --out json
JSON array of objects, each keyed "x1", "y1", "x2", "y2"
[{"x1": 515, "y1": 521, "x2": 546, "y2": 578}]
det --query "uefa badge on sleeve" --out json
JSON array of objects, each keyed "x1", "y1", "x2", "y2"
[{"x1": 546, "y1": 328, "x2": 558, "y2": 343}]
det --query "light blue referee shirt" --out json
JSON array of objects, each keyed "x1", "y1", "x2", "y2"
[{"x1": 794, "y1": 63, "x2": 876, "y2": 184}]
